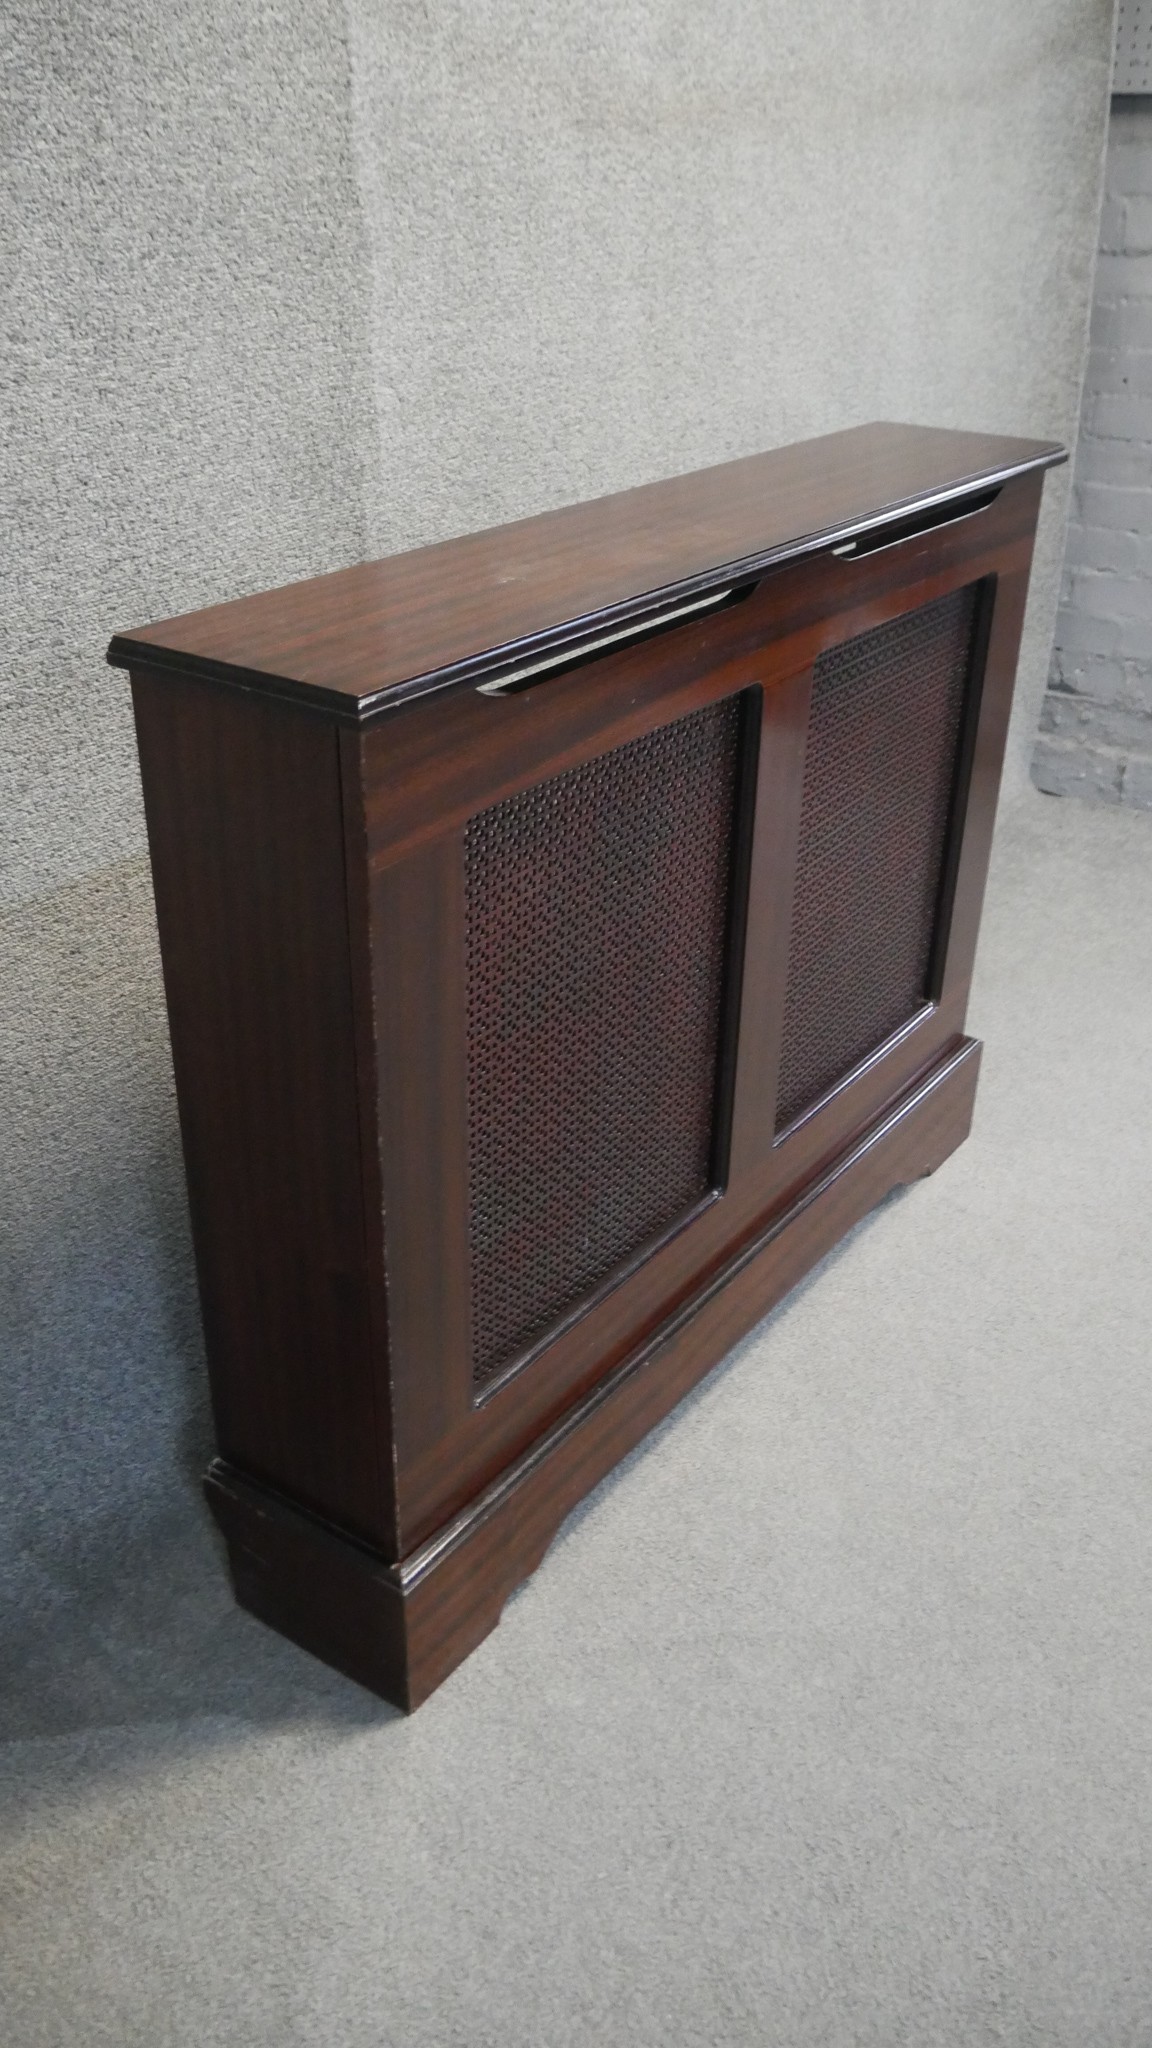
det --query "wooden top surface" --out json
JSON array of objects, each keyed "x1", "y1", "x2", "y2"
[{"x1": 107, "y1": 421, "x2": 1064, "y2": 721}]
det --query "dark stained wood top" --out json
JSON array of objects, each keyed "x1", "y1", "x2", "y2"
[{"x1": 107, "y1": 421, "x2": 1064, "y2": 722}]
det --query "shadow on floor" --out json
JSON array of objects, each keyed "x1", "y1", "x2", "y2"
[
  {"x1": 511, "y1": 1185, "x2": 907, "y2": 1580},
  {"x1": 0, "y1": 1484, "x2": 401, "y2": 1754},
  {"x1": 0, "y1": 1151, "x2": 908, "y2": 1809}
]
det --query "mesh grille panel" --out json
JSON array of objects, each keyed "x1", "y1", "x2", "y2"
[
  {"x1": 464, "y1": 696, "x2": 742, "y2": 1386},
  {"x1": 774, "y1": 584, "x2": 979, "y2": 1132}
]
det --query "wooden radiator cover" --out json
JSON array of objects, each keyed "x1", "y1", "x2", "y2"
[{"x1": 109, "y1": 421, "x2": 1064, "y2": 1710}]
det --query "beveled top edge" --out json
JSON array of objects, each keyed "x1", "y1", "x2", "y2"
[{"x1": 107, "y1": 421, "x2": 1065, "y2": 725}]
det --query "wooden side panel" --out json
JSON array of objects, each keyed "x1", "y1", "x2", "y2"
[
  {"x1": 131, "y1": 670, "x2": 395, "y2": 1549},
  {"x1": 337, "y1": 727, "x2": 401, "y2": 1555}
]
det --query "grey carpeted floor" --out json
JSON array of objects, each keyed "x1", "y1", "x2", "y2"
[{"x1": 2, "y1": 792, "x2": 1151, "y2": 2047}]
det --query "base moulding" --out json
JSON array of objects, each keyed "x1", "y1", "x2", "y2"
[{"x1": 205, "y1": 1034, "x2": 980, "y2": 1711}]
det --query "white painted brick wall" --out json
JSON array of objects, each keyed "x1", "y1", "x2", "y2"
[{"x1": 1034, "y1": 98, "x2": 1152, "y2": 806}]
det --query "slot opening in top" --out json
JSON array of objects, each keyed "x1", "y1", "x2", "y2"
[{"x1": 830, "y1": 486, "x2": 1001, "y2": 561}]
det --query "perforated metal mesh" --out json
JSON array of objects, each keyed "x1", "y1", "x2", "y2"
[
  {"x1": 774, "y1": 584, "x2": 980, "y2": 1133},
  {"x1": 464, "y1": 696, "x2": 742, "y2": 1386}
]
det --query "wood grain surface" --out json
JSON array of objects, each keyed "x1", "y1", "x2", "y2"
[
  {"x1": 124, "y1": 423, "x2": 1060, "y2": 1709},
  {"x1": 108, "y1": 422, "x2": 1063, "y2": 720},
  {"x1": 131, "y1": 672, "x2": 397, "y2": 1550},
  {"x1": 205, "y1": 1037, "x2": 981, "y2": 1711}
]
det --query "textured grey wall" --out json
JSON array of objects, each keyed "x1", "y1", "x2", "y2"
[
  {"x1": 346, "y1": 0, "x2": 1112, "y2": 795},
  {"x1": 1, "y1": 0, "x2": 378, "y2": 908},
  {"x1": 1035, "y1": 95, "x2": 1152, "y2": 806},
  {"x1": 0, "y1": 4, "x2": 1114, "y2": 1649},
  {"x1": 0, "y1": 0, "x2": 380, "y2": 1648}
]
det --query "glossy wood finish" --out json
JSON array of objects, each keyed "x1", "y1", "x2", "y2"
[
  {"x1": 113, "y1": 423, "x2": 1063, "y2": 1709},
  {"x1": 354, "y1": 473, "x2": 1045, "y2": 1555},
  {"x1": 205, "y1": 1036, "x2": 981, "y2": 1711},
  {"x1": 108, "y1": 421, "x2": 1061, "y2": 720},
  {"x1": 130, "y1": 676, "x2": 396, "y2": 1548}
]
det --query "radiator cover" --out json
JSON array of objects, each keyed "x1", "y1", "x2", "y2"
[{"x1": 111, "y1": 420, "x2": 1063, "y2": 1709}]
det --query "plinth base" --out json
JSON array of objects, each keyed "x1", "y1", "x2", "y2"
[{"x1": 205, "y1": 1036, "x2": 980, "y2": 1711}]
